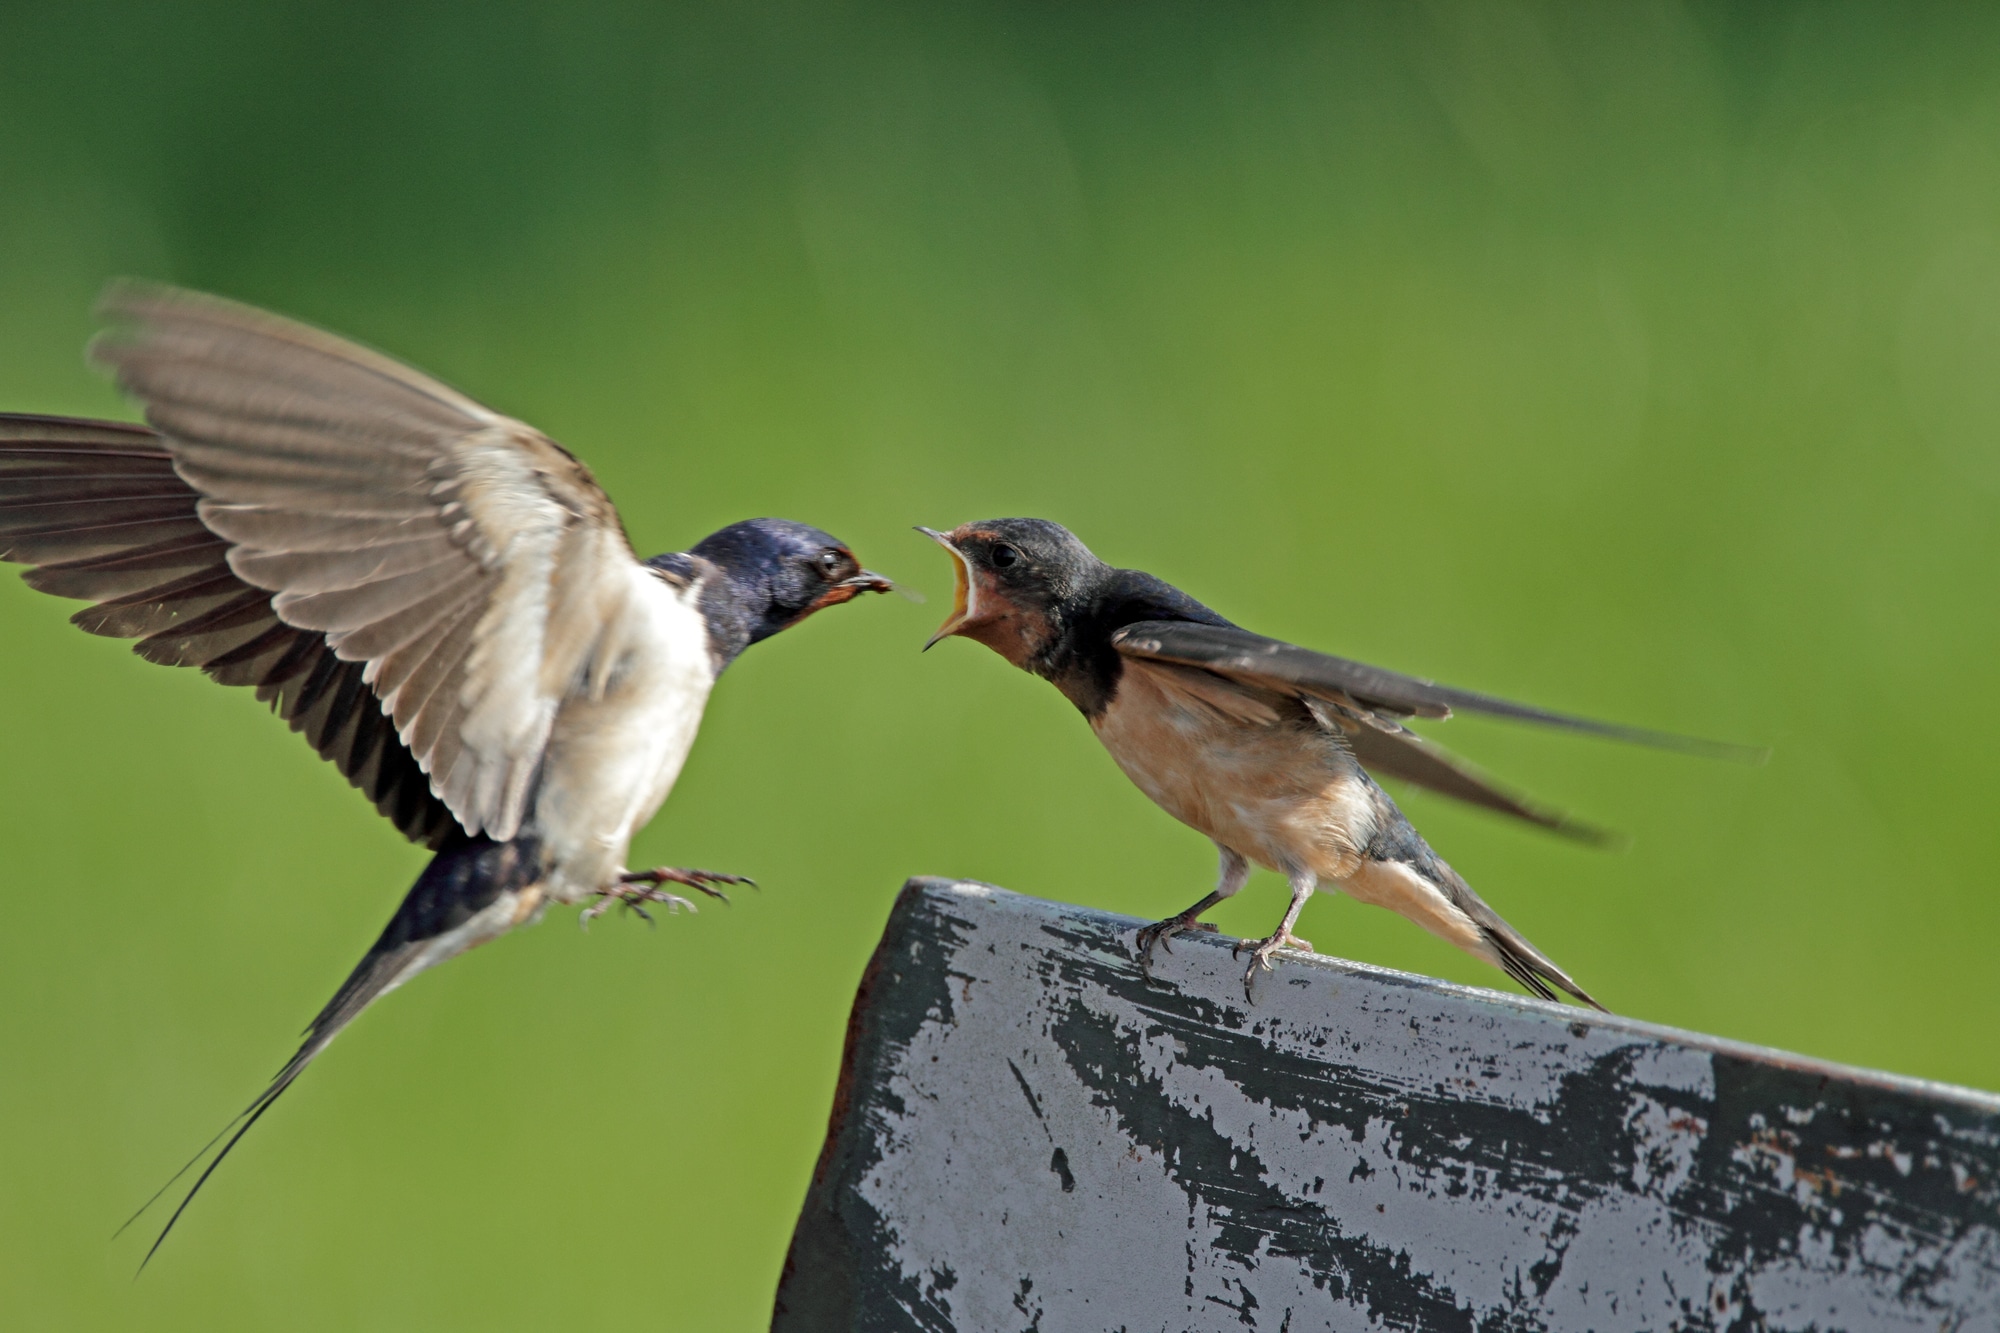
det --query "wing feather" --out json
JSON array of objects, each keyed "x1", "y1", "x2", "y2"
[
  {"x1": 378, "y1": 587, "x2": 484, "y2": 717},
  {"x1": 0, "y1": 413, "x2": 457, "y2": 846},
  {"x1": 1314, "y1": 703, "x2": 1616, "y2": 846},
  {"x1": 1113, "y1": 618, "x2": 1755, "y2": 837},
  {"x1": 270, "y1": 560, "x2": 480, "y2": 634},
  {"x1": 1112, "y1": 620, "x2": 1762, "y2": 760},
  {"x1": 153, "y1": 412, "x2": 441, "y2": 472},
  {"x1": 197, "y1": 504, "x2": 439, "y2": 553},
  {"x1": 228, "y1": 533, "x2": 460, "y2": 595},
  {"x1": 0, "y1": 493, "x2": 200, "y2": 537},
  {"x1": 9, "y1": 514, "x2": 218, "y2": 561},
  {"x1": 91, "y1": 282, "x2": 645, "y2": 841},
  {"x1": 203, "y1": 622, "x2": 305, "y2": 686},
  {"x1": 23, "y1": 533, "x2": 231, "y2": 601},
  {"x1": 338, "y1": 565, "x2": 487, "y2": 667},
  {"x1": 89, "y1": 287, "x2": 492, "y2": 434}
]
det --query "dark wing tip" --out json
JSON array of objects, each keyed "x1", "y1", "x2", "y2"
[
  {"x1": 1547, "y1": 815, "x2": 1629, "y2": 851},
  {"x1": 1595, "y1": 726, "x2": 1770, "y2": 766},
  {"x1": 1428, "y1": 686, "x2": 1770, "y2": 766},
  {"x1": 1114, "y1": 619, "x2": 1770, "y2": 767}
]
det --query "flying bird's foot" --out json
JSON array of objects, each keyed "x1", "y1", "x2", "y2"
[
  {"x1": 580, "y1": 868, "x2": 753, "y2": 929},
  {"x1": 1134, "y1": 914, "x2": 1219, "y2": 978},
  {"x1": 580, "y1": 886, "x2": 696, "y2": 929},
  {"x1": 1232, "y1": 931, "x2": 1314, "y2": 1003},
  {"x1": 622, "y1": 865, "x2": 756, "y2": 903}
]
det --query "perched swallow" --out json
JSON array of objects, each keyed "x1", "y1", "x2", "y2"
[
  {"x1": 0, "y1": 283, "x2": 892, "y2": 1261},
  {"x1": 918, "y1": 518, "x2": 1758, "y2": 1008}
]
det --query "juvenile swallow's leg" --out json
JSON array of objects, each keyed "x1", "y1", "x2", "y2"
[
  {"x1": 1135, "y1": 892, "x2": 1222, "y2": 977},
  {"x1": 1234, "y1": 871, "x2": 1317, "y2": 1004},
  {"x1": 1136, "y1": 846, "x2": 1250, "y2": 977},
  {"x1": 580, "y1": 867, "x2": 755, "y2": 927}
]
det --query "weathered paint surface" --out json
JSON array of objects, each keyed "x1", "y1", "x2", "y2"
[{"x1": 775, "y1": 879, "x2": 2000, "y2": 1331}]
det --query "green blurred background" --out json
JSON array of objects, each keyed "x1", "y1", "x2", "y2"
[{"x1": 2, "y1": 2, "x2": 1997, "y2": 1326}]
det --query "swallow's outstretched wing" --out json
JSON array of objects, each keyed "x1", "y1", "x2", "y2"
[
  {"x1": 1110, "y1": 619, "x2": 1761, "y2": 840},
  {"x1": 3, "y1": 281, "x2": 654, "y2": 845},
  {"x1": 1, "y1": 280, "x2": 662, "y2": 1256},
  {"x1": 0, "y1": 413, "x2": 458, "y2": 844},
  {"x1": 1333, "y1": 715, "x2": 1615, "y2": 844}
]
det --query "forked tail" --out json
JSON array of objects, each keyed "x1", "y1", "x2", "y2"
[
  {"x1": 1437, "y1": 861, "x2": 1607, "y2": 1012},
  {"x1": 121, "y1": 834, "x2": 546, "y2": 1270}
]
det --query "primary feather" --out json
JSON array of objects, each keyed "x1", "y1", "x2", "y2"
[
  {"x1": 0, "y1": 413, "x2": 457, "y2": 844},
  {"x1": 90, "y1": 281, "x2": 655, "y2": 842}
]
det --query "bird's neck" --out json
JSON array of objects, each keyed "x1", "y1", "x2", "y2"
[
  {"x1": 1027, "y1": 596, "x2": 1127, "y2": 720},
  {"x1": 645, "y1": 551, "x2": 777, "y2": 673},
  {"x1": 1034, "y1": 571, "x2": 1236, "y2": 719}
]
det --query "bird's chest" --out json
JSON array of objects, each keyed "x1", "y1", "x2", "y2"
[
  {"x1": 533, "y1": 575, "x2": 716, "y2": 895},
  {"x1": 1089, "y1": 663, "x2": 1370, "y2": 872}
]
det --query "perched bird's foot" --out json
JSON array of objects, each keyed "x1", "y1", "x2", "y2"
[
  {"x1": 1232, "y1": 932, "x2": 1314, "y2": 1003},
  {"x1": 580, "y1": 868, "x2": 752, "y2": 929},
  {"x1": 1134, "y1": 915, "x2": 1219, "y2": 978}
]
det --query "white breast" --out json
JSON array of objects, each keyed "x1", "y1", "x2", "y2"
[{"x1": 529, "y1": 567, "x2": 718, "y2": 901}]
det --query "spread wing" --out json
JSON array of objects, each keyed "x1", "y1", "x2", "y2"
[
  {"x1": 0, "y1": 413, "x2": 456, "y2": 845},
  {"x1": 5, "y1": 281, "x2": 651, "y2": 844},
  {"x1": 1111, "y1": 618, "x2": 1762, "y2": 842}
]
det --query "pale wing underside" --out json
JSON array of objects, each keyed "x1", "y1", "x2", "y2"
[{"x1": 91, "y1": 282, "x2": 645, "y2": 841}]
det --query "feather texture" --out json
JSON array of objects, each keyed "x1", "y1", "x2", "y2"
[
  {"x1": 1112, "y1": 619, "x2": 1763, "y2": 760},
  {"x1": 90, "y1": 281, "x2": 648, "y2": 841},
  {"x1": 0, "y1": 413, "x2": 457, "y2": 845},
  {"x1": 1112, "y1": 617, "x2": 1756, "y2": 835}
]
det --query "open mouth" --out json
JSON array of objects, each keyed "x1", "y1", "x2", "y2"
[{"x1": 916, "y1": 526, "x2": 975, "y2": 650}]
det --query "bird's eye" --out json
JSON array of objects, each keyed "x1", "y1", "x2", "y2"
[
  {"x1": 818, "y1": 549, "x2": 844, "y2": 575},
  {"x1": 990, "y1": 544, "x2": 1020, "y2": 568}
]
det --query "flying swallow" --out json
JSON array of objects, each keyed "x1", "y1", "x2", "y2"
[
  {"x1": 0, "y1": 283, "x2": 892, "y2": 1261},
  {"x1": 917, "y1": 518, "x2": 1759, "y2": 1009}
]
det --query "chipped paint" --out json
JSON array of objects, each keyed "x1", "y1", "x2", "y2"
[{"x1": 774, "y1": 880, "x2": 2000, "y2": 1332}]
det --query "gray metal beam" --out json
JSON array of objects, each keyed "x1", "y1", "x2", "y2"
[{"x1": 773, "y1": 879, "x2": 2000, "y2": 1332}]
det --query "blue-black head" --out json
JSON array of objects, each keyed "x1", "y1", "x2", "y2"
[{"x1": 671, "y1": 518, "x2": 892, "y2": 667}]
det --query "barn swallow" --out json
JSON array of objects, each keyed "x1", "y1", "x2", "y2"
[
  {"x1": 918, "y1": 519, "x2": 1759, "y2": 1009},
  {"x1": 0, "y1": 283, "x2": 892, "y2": 1263}
]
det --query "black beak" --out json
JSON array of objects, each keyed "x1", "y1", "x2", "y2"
[{"x1": 843, "y1": 570, "x2": 896, "y2": 595}]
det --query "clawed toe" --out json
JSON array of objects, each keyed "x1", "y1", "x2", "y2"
[
  {"x1": 1236, "y1": 933, "x2": 1314, "y2": 1003},
  {"x1": 580, "y1": 890, "x2": 697, "y2": 930},
  {"x1": 583, "y1": 870, "x2": 747, "y2": 930},
  {"x1": 620, "y1": 866, "x2": 756, "y2": 904},
  {"x1": 1134, "y1": 922, "x2": 1172, "y2": 977},
  {"x1": 1135, "y1": 917, "x2": 1219, "y2": 978}
]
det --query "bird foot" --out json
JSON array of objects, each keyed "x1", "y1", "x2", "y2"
[
  {"x1": 580, "y1": 867, "x2": 755, "y2": 929},
  {"x1": 623, "y1": 865, "x2": 755, "y2": 901},
  {"x1": 1134, "y1": 915, "x2": 1219, "y2": 978},
  {"x1": 1232, "y1": 931, "x2": 1314, "y2": 1003}
]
